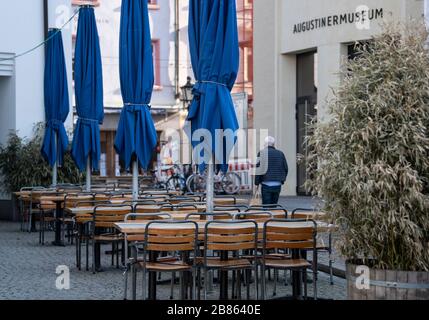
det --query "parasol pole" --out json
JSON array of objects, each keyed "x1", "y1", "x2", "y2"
[
  {"x1": 206, "y1": 154, "x2": 215, "y2": 215},
  {"x1": 132, "y1": 160, "x2": 139, "y2": 201},
  {"x1": 52, "y1": 133, "x2": 58, "y2": 187},
  {"x1": 86, "y1": 157, "x2": 91, "y2": 192}
]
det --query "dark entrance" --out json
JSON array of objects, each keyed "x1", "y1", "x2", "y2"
[{"x1": 296, "y1": 51, "x2": 317, "y2": 196}]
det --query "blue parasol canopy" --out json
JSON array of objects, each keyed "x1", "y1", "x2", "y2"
[
  {"x1": 187, "y1": 0, "x2": 240, "y2": 172},
  {"x1": 71, "y1": 7, "x2": 104, "y2": 172},
  {"x1": 114, "y1": 0, "x2": 157, "y2": 170},
  {"x1": 41, "y1": 30, "x2": 70, "y2": 167}
]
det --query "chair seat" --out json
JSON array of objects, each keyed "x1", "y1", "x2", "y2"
[
  {"x1": 139, "y1": 260, "x2": 192, "y2": 272},
  {"x1": 264, "y1": 258, "x2": 311, "y2": 269},
  {"x1": 196, "y1": 257, "x2": 252, "y2": 269},
  {"x1": 94, "y1": 234, "x2": 124, "y2": 242}
]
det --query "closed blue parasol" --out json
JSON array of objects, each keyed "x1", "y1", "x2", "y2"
[
  {"x1": 71, "y1": 6, "x2": 104, "y2": 180},
  {"x1": 187, "y1": 0, "x2": 240, "y2": 173},
  {"x1": 41, "y1": 29, "x2": 70, "y2": 170},
  {"x1": 114, "y1": 0, "x2": 157, "y2": 199}
]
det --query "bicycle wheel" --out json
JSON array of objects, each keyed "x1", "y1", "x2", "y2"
[
  {"x1": 221, "y1": 172, "x2": 242, "y2": 195},
  {"x1": 186, "y1": 174, "x2": 207, "y2": 193},
  {"x1": 166, "y1": 176, "x2": 186, "y2": 192}
]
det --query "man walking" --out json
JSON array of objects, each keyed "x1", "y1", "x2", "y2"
[{"x1": 255, "y1": 136, "x2": 289, "y2": 205}]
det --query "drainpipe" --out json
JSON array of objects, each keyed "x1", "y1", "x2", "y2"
[
  {"x1": 174, "y1": 0, "x2": 180, "y2": 99},
  {"x1": 43, "y1": 0, "x2": 49, "y2": 39}
]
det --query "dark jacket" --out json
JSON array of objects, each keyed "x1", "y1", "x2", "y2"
[{"x1": 255, "y1": 146, "x2": 288, "y2": 186}]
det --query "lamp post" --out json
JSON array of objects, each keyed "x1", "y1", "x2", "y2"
[
  {"x1": 180, "y1": 77, "x2": 194, "y2": 167},
  {"x1": 180, "y1": 76, "x2": 194, "y2": 109}
]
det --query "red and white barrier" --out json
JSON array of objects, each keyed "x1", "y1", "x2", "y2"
[{"x1": 229, "y1": 159, "x2": 253, "y2": 193}]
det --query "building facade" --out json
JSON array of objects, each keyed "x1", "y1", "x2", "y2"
[
  {"x1": 71, "y1": 0, "x2": 254, "y2": 177},
  {"x1": 0, "y1": 0, "x2": 73, "y2": 217},
  {"x1": 253, "y1": 0, "x2": 425, "y2": 196},
  {"x1": 71, "y1": 0, "x2": 193, "y2": 177},
  {"x1": 0, "y1": 0, "x2": 73, "y2": 147}
]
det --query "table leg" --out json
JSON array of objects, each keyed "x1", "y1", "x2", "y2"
[
  {"x1": 148, "y1": 251, "x2": 158, "y2": 300},
  {"x1": 219, "y1": 251, "x2": 229, "y2": 300},
  {"x1": 52, "y1": 201, "x2": 65, "y2": 247},
  {"x1": 292, "y1": 249, "x2": 302, "y2": 299}
]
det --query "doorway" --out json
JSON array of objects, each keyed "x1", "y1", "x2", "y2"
[{"x1": 296, "y1": 51, "x2": 317, "y2": 196}]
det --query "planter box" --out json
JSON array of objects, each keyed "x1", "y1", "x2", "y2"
[{"x1": 346, "y1": 262, "x2": 429, "y2": 300}]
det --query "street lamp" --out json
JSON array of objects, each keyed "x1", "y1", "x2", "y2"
[{"x1": 180, "y1": 76, "x2": 194, "y2": 109}]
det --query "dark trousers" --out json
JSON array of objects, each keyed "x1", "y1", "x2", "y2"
[{"x1": 261, "y1": 185, "x2": 282, "y2": 205}]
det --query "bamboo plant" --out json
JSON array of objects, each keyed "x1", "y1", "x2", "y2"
[{"x1": 307, "y1": 24, "x2": 429, "y2": 272}]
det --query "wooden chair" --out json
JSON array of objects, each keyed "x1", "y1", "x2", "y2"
[
  {"x1": 202, "y1": 220, "x2": 259, "y2": 300},
  {"x1": 73, "y1": 200, "x2": 110, "y2": 271},
  {"x1": 130, "y1": 221, "x2": 199, "y2": 300},
  {"x1": 291, "y1": 208, "x2": 333, "y2": 285},
  {"x1": 122, "y1": 213, "x2": 173, "y2": 300},
  {"x1": 38, "y1": 196, "x2": 57, "y2": 245},
  {"x1": 261, "y1": 219, "x2": 318, "y2": 300},
  {"x1": 90, "y1": 204, "x2": 133, "y2": 274}
]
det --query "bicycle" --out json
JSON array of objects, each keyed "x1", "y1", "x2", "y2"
[{"x1": 186, "y1": 167, "x2": 242, "y2": 195}]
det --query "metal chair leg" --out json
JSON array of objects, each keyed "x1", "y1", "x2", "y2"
[
  {"x1": 123, "y1": 264, "x2": 129, "y2": 300},
  {"x1": 192, "y1": 269, "x2": 197, "y2": 300},
  {"x1": 303, "y1": 270, "x2": 308, "y2": 300},
  {"x1": 273, "y1": 269, "x2": 278, "y2": 297},
  {"x1": 132, "y1": 262, "x2": 137, "y2": 300},
  {"x1": 254, "y1": 265, "x2": 259, "y2": 300},
  {"x1": 261, "y1": 265, "x2": 266, "y2": 300},
  {"x1": 170, "y1": 272, "x2": 175, "y2": 300},
  {"x1": 92, "y1": 239, "x2": 96, "y2": 274},
  {"x1": 86, "y1": 236, "x2": 89, "y2": 271},
  {"x1": 141, "y1": 267, "x2": 146, "y2": 301},
  {"x1": 204, "y1": 268, "x2": 208, "y2": 300}
]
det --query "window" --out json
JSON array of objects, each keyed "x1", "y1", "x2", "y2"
[
  {"x1": 152, "y1": 40, "x2": 161, "y2": 88},
  {"x1": 72, "y1": 0, "x2": 100, "y2": 7},
  {"x1": 148, "y1": 0, "x2": 159, "y2": 10}
]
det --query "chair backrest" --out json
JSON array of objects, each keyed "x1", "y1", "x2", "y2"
[
  {"x1": 291, "y1": 208, "x2": 325, "y2": 220},
  {"x1": 161, "y1": 204, "x2": 198, "y2": 212},
  {"x1": 215, "y1": 204, "x2": 248, "y2": 211},
  {"x1": 140, "y1": 195, "x2": 169, "y2": 202},
  {"x1": 185, "y1": 212, "x2": 233, "y2": 221},
  {"x1": 168, "y1": 197, "x2": 196, "y2": 204},
  {"x1": 263, "y1": 219, "x2": 317, "y2": 252},
  {"x1": 93, "y1": 205, "x2": 133, "y2": 228},
  {"x1": 125, "y1": 212, "x2": 172, "y2": 221},
  {"x1": 74, "y1": 200, "x2": 110, "y2": 208},
  {"x1": 234, "y1": 211, "x2": 274, "y2": 222},
  {"x1": 185, "y1": 193, "x2": 205, "y2": 201},
  {"x1": 206, "y1": 196, "x2": 237, "y2": 205},
  {"x1": 64, "y1": 194, "x2": 94, "y2": 208},
  {"x1": 204, "y1": 220, "x2": 258, "y2": 252},
  {"x1": 134, "y1": 204, "x2": 161, "y2": 214},
  {"x1": 121, "y1": 200, "x2": 157, "y2": 206},
  {"x1": 247, "y1": 205, "x2": 288, "y2": 219},
  {"x1": 144, "y1": 221, "x2": 198, "y2": 254},
  {"x1": 214, "y1": 207, "x2": 241, "y2": 213}
]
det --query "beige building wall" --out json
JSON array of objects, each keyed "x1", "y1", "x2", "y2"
[{"x1": 254, "y1": 0, "x2": 425, "y2": 196}]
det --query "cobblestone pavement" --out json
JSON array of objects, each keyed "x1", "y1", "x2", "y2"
[{"x1": 0, "y1": 221, "x2": 346, "y2": 300}]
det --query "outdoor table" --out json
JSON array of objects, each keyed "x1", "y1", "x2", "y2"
[
  {"x1": 37, "y1": 194, "x2": 66, "y2": 246},
  {"x1": 115, "y1": 220, "x2": 335, "y2": 300}
]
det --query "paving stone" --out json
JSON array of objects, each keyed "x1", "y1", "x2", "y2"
[{"x1": 0, "y1": 221, "x2": 346, "y2": 300}]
